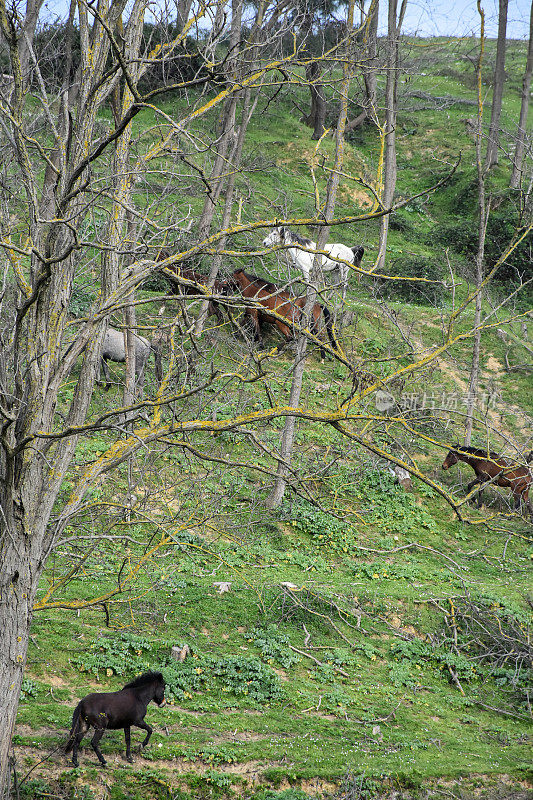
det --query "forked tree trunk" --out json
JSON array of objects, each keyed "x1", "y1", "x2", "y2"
[
  {"x1": 510, "y1": 0, "x2": 533, "y2": 188},
  {"x1": 266, "y1": 0, "x2": 356, "y2": 509},
  {"x1": 486, "y1": 0, "x2": 508, "y2": 168},
  {"x1": 195, "y1": 87, "x2": 258, "y2": 335}
]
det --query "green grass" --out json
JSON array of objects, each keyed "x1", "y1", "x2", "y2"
[{"x1": 13, "y1": 33, "x2": 533, "y2": 800}]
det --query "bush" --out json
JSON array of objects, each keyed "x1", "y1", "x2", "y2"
[
  {"x1": 429, "y1": 218, "x2": 478, "y2": 257},
  {"x1": 374, "y1": 255, "x2": 446, "y2": 306},
  {"x1": 389, "y1": 211, "x2": 415, "y2": 233}
]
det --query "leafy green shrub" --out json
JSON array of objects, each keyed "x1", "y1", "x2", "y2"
[
  {"x1": 74, "y1": 632, "x2": 283, "y2": 706},
  {"x1": 389, "y1": 211, "x2": 415, "y2": 233},
  {"x1": 212, "y1": 656, "x2": 283, "y2": 703},
  {"x1": 288, "y1": 501, "x2": 355, "y2": 553},
  {"x1": 72, "y1": 631, "x2": 155, "y2": 677},
  {"x1": 251, "y1": 625, "x2": 301, "y2": 668},
  {"x1": 485, "y1": 207, "x2": 532, "y2": 290},
  {"x1": 20, "y1": 678, "x2": 39, "y2": 700},
  {"x1": 429, "y1": 218, "x2": 478, "y2": 257},
  {"x1": 389, "y1": 638, "x2": 478, "y2": 687},
  {"x1": 374, "y1": 255, "x2": 446, "y2": 306},
  {"x1": 252, "y1": 790, "x2": 316, "y2": 800},
  {"x1": 356, "y1": 469, "x2": 437, "y2": 535}
]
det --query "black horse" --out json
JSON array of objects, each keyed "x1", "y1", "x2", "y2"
[{"x1": 65, "y1": 671, "x2": 166, "y2": 767}]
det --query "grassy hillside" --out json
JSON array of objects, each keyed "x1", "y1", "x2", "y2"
[{"x1": 14, "y1": 35, "x2": 532, "y2": 800}]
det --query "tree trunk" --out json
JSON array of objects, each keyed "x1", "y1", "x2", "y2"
[
  {"x1": 197, "y1": 0, "x2": 243, "y2": 242},
  {"x1": 0, "y1": 521, "x2": 44, "y2": 799},
  {"x1": 510, "y1": 0, "x2": 533, "y2": 188},
  {"x1": 485, "y1": 0, "x2": 508, "y2": 168},
  {"x1": 304, "y1": 60, "x2": 327, "y2": 140},
  {"x1": 376, "y1": 0, "x2": 407, "y2": 271},
  {"x1": 363, "y1": 0, "x2": 379, "y2": 111},
  {"x1": 176, "y1": 0, "x2": 193, "y2": 33},
  {"x1": 17, "y1": 0, "x2": 45, "y2": 88},
  {"x1": 267, "y1": 0, "x2": 356, "y2": 509},
  {"x1": 195, "y1": 87, "x2": 258, "y2": 336},
  {"x1": 465, "y1": 3, "x2": 488, "y2": 445}
]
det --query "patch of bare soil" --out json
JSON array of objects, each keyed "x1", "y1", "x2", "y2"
[{"x1": 15, "y1": 724, "x2": 59, "y2": 739}]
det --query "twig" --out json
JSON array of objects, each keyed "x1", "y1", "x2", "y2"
[
  {"x1": 472, "y1": 701, "x2": 530, "y2": 720},
  {"x1": 447, "y1": 664, "x2": 465, "y2": 695},
  {"x1": 288, "y1": 644, "x2": 349, "y2": 677}
]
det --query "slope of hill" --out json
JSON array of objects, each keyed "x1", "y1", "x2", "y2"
[{"x1": 13, "y1": 34, "x2": 532, "y2": 800}]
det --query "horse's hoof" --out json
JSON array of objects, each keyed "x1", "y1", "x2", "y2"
[
  {"x1": 126, "y1": 756, "x2": 134, "y2": 763},
  {"x1": 100, "y1": 761, "x2": 107, "y2": 768}
]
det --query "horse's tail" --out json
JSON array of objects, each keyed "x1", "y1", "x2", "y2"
[
  {"x1": 65, "y1": 702, "x2": 82, "y2": 753},
  {"x1": 351, "y1": 245, "x2": 364, "y2": 265},
  {"x1": 321, "y1": 304, "x2": 340, "y2": 354}
]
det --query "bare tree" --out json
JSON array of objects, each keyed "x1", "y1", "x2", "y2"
[
  {"x1": 510, "y1": 0, "x2": 533, "y2": 189},
  {"x1": 485, "y1": 0, "x2": 508, "y2": 168}
]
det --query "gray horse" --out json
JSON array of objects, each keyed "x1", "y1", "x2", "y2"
[{"x1": 100, "y1": 327, "x2": 159, "y2": 390}]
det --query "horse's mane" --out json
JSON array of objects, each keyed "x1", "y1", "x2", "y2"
[
  {"x1": 451, "y1": 444, "x2": 498, "y2": 459},
  {"x1": 235, "y1": 269, "x2": 279, "y2": 293},
  {"x1": 123, "y1": 671, "x2": 164, "y2": 689},
  {"x1": 286, "y1": 228, "x2": 312, "y2": 247}
]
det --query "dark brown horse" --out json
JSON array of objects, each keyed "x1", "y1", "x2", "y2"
[
  {"x1": 230, "y1": 269, "x2": 338, "y2": 357},
  {"x1": 161, "y1": 261, "x2": 227, "y2": 322},
  {"x1": 442, "y1": 445, "x2": 532, "y2": 513},
  {"x1": 65, "y1": 671, "x2": 165, "y2": 767}
]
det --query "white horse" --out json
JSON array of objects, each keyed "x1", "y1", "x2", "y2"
[{"x1": 262, "y1": 226, "x2": 364, "y2": 301}]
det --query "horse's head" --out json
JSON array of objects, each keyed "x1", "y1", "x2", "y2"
[
  {"x1": 442, "y1": 448, "x2": 459, "y2": 470},
  {"x1": 263, "y1": 226, "x2": 284, "y2": 248},
  {"x1": 229, "y1": 269, "x2": 249, "y2": 290},
  {"x1": 153, "y1": 674, "x2": 166, "y2": 706}
]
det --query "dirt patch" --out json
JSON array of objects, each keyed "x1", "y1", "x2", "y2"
[
  {"x1": 485, "y1": 355, "x2": 504, "y2": 375},
  {"x1": 42, "y1": 673, "x2": 70, "y2": 688},
  {"x1": 338, "y1": 184, "x2": 373, "y2": 209},
  {"x1": 15, "y1": 724, "x2": 60, "y2": 739}
]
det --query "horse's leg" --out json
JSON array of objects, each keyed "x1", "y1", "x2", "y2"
[
  {"x1": 467, "y1": 478, "x2": 483, "y2": 507},
  {"x1": 71, "y1": 720, "x2": 90, "y2": 767},
  {"x1": 341, "y1": 265, "x2": 347, "y2": 306},
  {"x1": 90, "y1": 727, "x2": 107, "y2": 766},
  {"x1": 135, "y1": 720, "x2": 153, "y2": 748},
  {"x1": 101, "y1": 358, "x2": 112, "y2": 391},
  {"x1": 124, "y1": 726, "x2": 133, "y2": 763},
  {"x1": 251, "y1": 310, "x2": 262, "y2": 345},
  {"x1": 309, "y1": 310, "x2": 326, "y2": 361}
]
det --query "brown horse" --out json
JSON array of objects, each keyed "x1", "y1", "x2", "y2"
[
  {"x1": 442, "y1": 445, "x2": 532, "y2": 513},
  {"x1": 65, "y1": 671, "x2": 166, "y2": 767},
  {"x1": 161, "y1": 262, "x2": 227, "y2": 322},
  {"x1": 230, "y1": 269, "x2": 338, "y2": 357}
]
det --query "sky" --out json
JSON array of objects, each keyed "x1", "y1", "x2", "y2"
[
  {"x1": 41, "y1": 0, "x2": 533, "y2": 40},
  {"x1": 396, "y1": 0, "x2": 531, "y2": 39}
]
